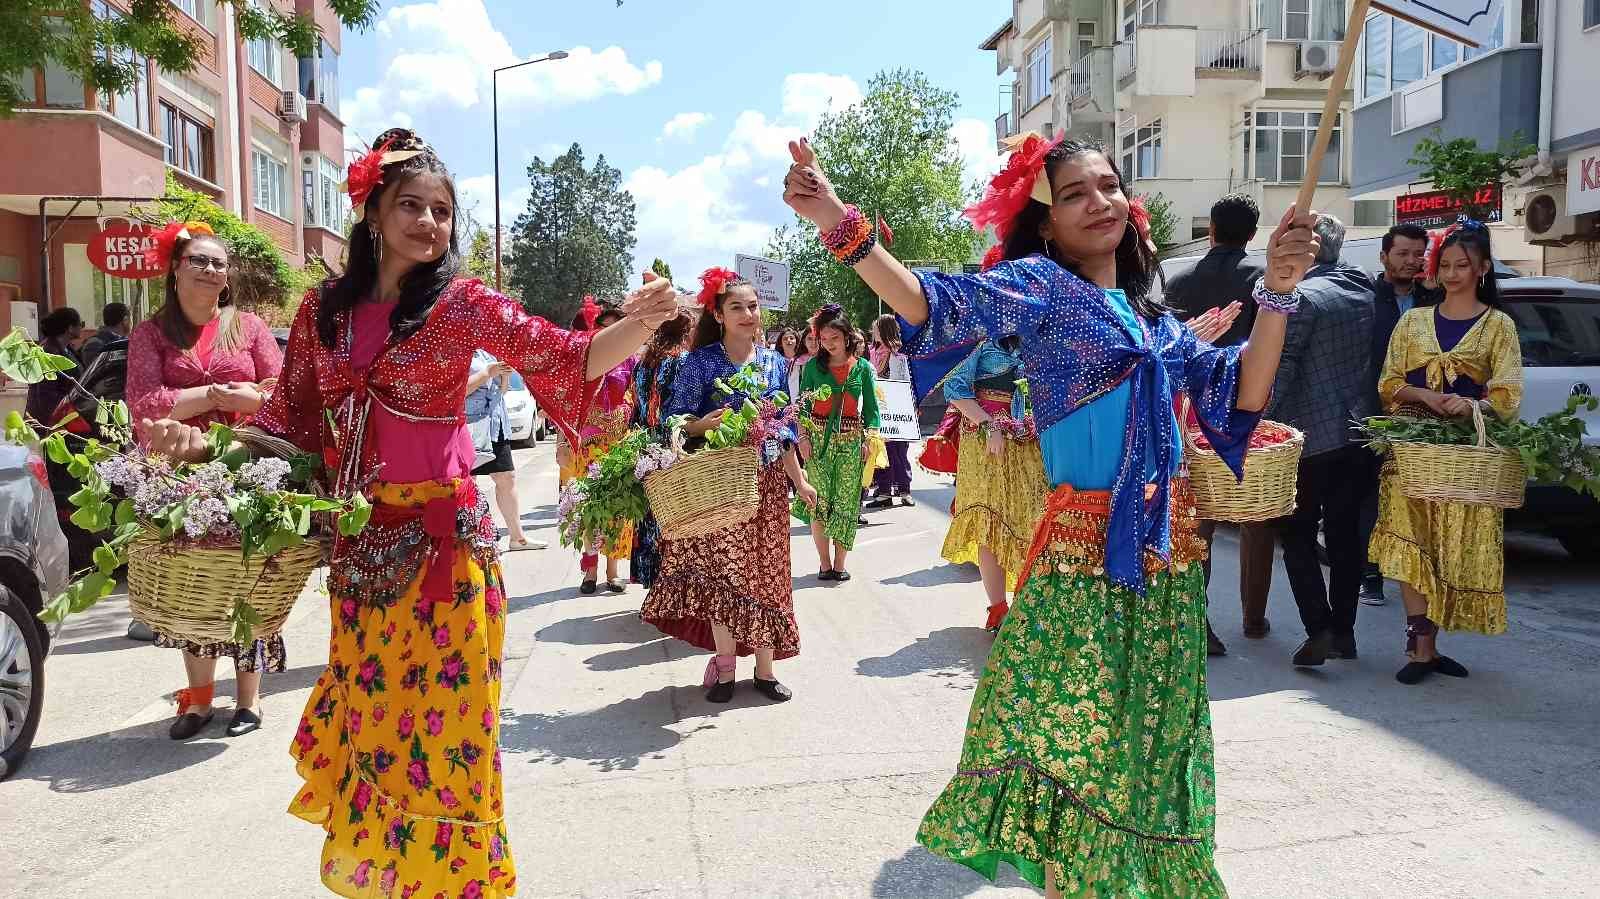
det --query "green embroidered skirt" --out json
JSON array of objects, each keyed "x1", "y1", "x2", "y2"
[{"x1": 793, "y1": 428, "x2": 867, "y2": 550}]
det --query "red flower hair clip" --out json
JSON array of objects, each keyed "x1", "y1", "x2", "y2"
[
  {"x1": 344, "y1": 129, "x2": 429, "y2": 220},
  {"x1": 579, "y1": 295, "x2": 602, "y2": 331},
  {"x1": 1423, "y1": 225, "x2": 1454, "y2": 282},
  {"x1": 964, "y1": 131, "x2": 1062, "y2": 241},
  {"x1": 1128, "y1": 195, "x2": 1152, "y2": 244},
  {"x1": 143, "y1": 220, "x2": 215, "y2": 270},
  {"x1": 697, "y1": 266, "x2": 739, "y2": 312},
  {"x1": 979, "y1": 243, "x2": 1006, "y2": 272}
]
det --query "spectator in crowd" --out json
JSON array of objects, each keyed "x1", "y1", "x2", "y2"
[
  {"x1": 1163, "y1": 193, "x2": 1271, "y2": 657},
  {"x1": 467, "y1": 348, "x2": 545, "y2": 552},
  {"x1": 1360, "y1": 223, "x2": 1440, "y2": 606},
  {"x1": 1266, "y1": 214, "x2": 1376, "y2": 666},
  {"x1": 80, "y1": 301, "x2": 131, "y2": 370},
  {"x1": 25, "y1": 307, "x2": 85, "y2": 425}
]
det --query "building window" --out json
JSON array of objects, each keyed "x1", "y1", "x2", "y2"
[
  {"x1": 297, "y1": 38, "x2": 339, "y2": 114},
  {"x1": 1120, "y1": 118, "x2": 1163, "y2": 179},
  {"x1": 1025, "y1": 37, "x2": 1052, "y2": 108},
  {"x1": 161, "y1": 101, "x2": 215, "y2": 181},
  {"x1": 1461, "y1": 11, "x2": 1504, "y2": 59},
  {"x1": 91, "y1": 271, "x2": 158, "y2": 324},
  {"x1": 303, "y1": 154, "x2": 345, "y2": 231},
  {"x1": 1077, "y1": 21, "x2": 1097, "y2": 58},
  {"x1": 1360, "y1": 11, "x2": 1505, "y2": 101},
  {"x1": 246, "y1": 2, "x2": 283, "y2": 87},
  {"x1": 1260, "y1": 0, "x2": 1345, "y2": 41},
  {"x1": 252, "y1": 146, "x2": 288, "y2": 218},
  {"x1": 1252, "y1": 111, "x2": 1340, "y2": 184},
  {"x1": 170, "y1": 0, "x2": 213, "y2": 30},
  {"x1": 1122, "y1": 0, "x2": 1167, "y2": 37},
  {"x1": 1587, "y1": 0, "x2": 1600, "y2": 29},
  {"x1": 1391, "y1": 19, "x2": 1426, "y2": 89},
  {"x1": 1429, "y1": 33, "x2": 1458, "y2": 72},
  {"x1": 1353, "y1": 199, "x2": 1392, "y2": 227}
]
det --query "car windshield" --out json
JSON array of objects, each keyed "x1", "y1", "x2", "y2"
[
  {"x1": 508, "y1": 373, "x2": 526, "y2": 391},
  {"x1": 1501, "y1": 291, "x2": 1600, "y2": 367}
]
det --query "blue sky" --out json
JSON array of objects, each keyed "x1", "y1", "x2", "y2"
[{"x1": 338, "y1": 0, "x2": 1008, "y2": 281}]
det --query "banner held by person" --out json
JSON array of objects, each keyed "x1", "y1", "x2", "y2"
[{"x1": 875, "y1": 379, "x2": 921, "y2": 442}]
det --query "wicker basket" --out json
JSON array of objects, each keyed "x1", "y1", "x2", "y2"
[
  {"x1": 1391, "y1": 404, "x2": 1526, "y2": 509},
  {"x1": 127, "y1": 536, "x2": 323, "y2": 644},
  {"x1": 1184, "y1": 412, "x2": 1304, "y2": 523},
  {"x1": 643, "y1": 445, "x2": 761, "y2": 540}
]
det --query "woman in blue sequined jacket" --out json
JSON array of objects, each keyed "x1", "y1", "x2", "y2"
[{"x1": 783, "y1": 133, "x2": 1319, "y2": 898}]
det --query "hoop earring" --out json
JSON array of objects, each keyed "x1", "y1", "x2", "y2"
[
  {"x1": 371, "y1": 229, "x2": 384, "y2": 264},
  {"x1": 1044, "y1": 238, "x2": 1054, "y2": 260}
]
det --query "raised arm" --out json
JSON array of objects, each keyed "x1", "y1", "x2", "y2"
[{"x1": 1232, "y1": 206, "x2": 1318, "y2": 413}]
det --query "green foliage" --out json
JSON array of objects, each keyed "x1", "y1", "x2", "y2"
[
  {"x1": 1139, "y1": 192, "x2": 1178, "y2": 249},
  {"x1": 0, "y1": 327, "x2": 76, "y2": 390},
  {"x1": 650, "y1": 258, "x2": 673, "y2": 283},
  {"x1": 1406, "y1": 129, "x2": 1537, "y2": 216},
  {"x1": 505, "y1": 143, "x2": 637, "y2": 323},
  {"x1": 157, "y1": 171, "x2": 297, "y2": 310},
  {"x1": 704, "y1": 364, "x2": 795, "y2": 449},
  {"x1": 559, "y1": 429, "x2": 651, "y2": 551},
  {"x1": 0, "y1": 0, "x2": 380, "y2": 117},
  {"x1": 767, "y1": 69, "x2": 982, "y2": 328},
  {"x1": 1360, "y1": 396, "x2": 1600, "y2": 499},
  {"x1": 463, "y1": 228, "x2": 497, "y2": 283}
]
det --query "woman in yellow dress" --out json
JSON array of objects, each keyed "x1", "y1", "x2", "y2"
[{"x1": 1370, "y1": 218, "x2": 1523, "y2": 685}]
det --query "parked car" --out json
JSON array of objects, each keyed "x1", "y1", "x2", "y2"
[
  {"x1": 272, "y1": 327, "x2": 289, "y2": 352},
  {"x1": 44, "y1": 337, "x2": 127, "y2": 572},
  {"x1": 1159, "y1": 243, "x2": 1599, "y2": 555},
  {"x1": 502, "y1": 372, "x2": 540, "y2": 447},
  {"x1": 0, "y1": 440, "x2": 73, "y2": 780}
]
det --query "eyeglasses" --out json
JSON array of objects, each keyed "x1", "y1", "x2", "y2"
[{"x1": 182, "y1": 255, "x2": 229, "y2": 273}]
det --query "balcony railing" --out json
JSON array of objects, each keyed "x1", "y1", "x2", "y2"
[
  {"x1": 1195, "y1": 28, "x2": 1263, "y2": 72},
  {"x1": 1115, "y1": 38, "x2": 1137, "y2": 80},
  {"x1": 995, "y1": 111, "x2": 1011, "y2": 143},
  {"x1": 1070, "y1": 53, "x2": 1093, "y2": 104}
]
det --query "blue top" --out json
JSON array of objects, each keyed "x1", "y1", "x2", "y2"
[
  {"x1": 942, "y1": 341, "x2": 1027, "y2": 421},
  {"x1": 632, "y1": 352, "x2": 685, "y2": 430},
  {"x1": 902, "y1": 256, "x2": 1258, "y2": 593},
  {"x1": 464, "y1": 349, "x2": 508, "y2": 441},
  {"x1": 665, "y1": 342, "x2": 797, "y2": 462}
]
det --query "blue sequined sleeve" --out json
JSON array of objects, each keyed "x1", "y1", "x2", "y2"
[
  {"x1": 1156, "y1": 315, "x2": 1260, "y2": 479},
  {"x1": 663, "y1": 349, "x2": 712, "y2": 420},
  {"x1": 898, "y1": 256, "x2": 1056, "y2": 357},
  {"x1": 764, "y1": 351, "x2": 799, "y2": 447}
]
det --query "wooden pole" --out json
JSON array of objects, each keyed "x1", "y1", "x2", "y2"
[{"x1": 1295, "y1": 0, "x2": 1373, "y2": 216}]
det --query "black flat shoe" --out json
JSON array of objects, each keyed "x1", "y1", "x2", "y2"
[
  {"x1": 1432, "y1": 655, "x2": 1469, "y2": 678},
  {"x1": 706, "y1": 679, "x2": 736, "y2": 703},
  {"x1": 1329, "y1": 634, "x2": 1358, "y2": 660},
  {"x1": 898, "y1": 496, "x2": 915, "y2": 507},
  {"x1": 833, "y1": 571, "x2": 851, "y2": 583},
  {"x1": 753, "y1": 677, "x2": 793, "y2": 702},
  {"x1": 226, "y1": 707, "x2": 262, "y2": 737},
  {"x1": 579, "y1": 579, "x2": 597, "y2": 595},
  {"x1": 169, "y1": 710, "x2": 214, "y2": 740},
  {"x1": 1396, "y1": 660, "x2": 1433, "y2": 685},
  {"x1": 818, "y1": 569, "x2": 838, "y2": 581},
  {"x1": 1292, "y1": 633, "x2": 1331, "y2": 667},
  {"x1": 1206, "y1": 620, "x2": 1227, "y2": 657},
  {"x1": 605, "y1": 579, "x2": 626, "y2": 594},
  {"x1": 865, "y1": 496, "x2": 893, "y2": 509}
]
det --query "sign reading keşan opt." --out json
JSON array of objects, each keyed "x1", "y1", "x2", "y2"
[
  {"x1": 735, "y1": 253, "x2": 790, "y2": 312},
  {"x1": 87, "y1": 221, "x2": 163, "y2": 279}
]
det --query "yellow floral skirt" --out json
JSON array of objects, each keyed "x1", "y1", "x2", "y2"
[
  {"x1": 558, "y1": 436, "x2": 635, "y2": 559},
  {"x1": 289, "y1": 480, "x2": 517, "y2": 898},
  {"x1": 1370, "y1": 468, "x2": 1507, "y2": 634},
  {"x1": 942, "y1": 429, "x2": 1048, "y2": 587}
]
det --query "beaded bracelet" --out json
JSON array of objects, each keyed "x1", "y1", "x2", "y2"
[
  {"x1": 1252, "y1": 280, "x2": 1303, "y2": 315},
  {"x1": 838, "y1": 226, "x2": 878, "y2": 266},
  {"x1": 821, "y1": 205, "x2": 865, "y2": 251}
]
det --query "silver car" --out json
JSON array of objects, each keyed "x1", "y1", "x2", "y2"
[{"x1": 0, "y1": 441, "x2": 72, "y2": 779}]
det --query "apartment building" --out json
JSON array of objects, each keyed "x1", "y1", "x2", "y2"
[
  {"x1": 1350, "y1": 0, "x2": 1600, "y2": 281},
  {"x1": 983, "y1": 0, "x2": 1373, "y2": 254},
  {"x1": 0, "y1": 0, "x2": 349, "y2": 338}
]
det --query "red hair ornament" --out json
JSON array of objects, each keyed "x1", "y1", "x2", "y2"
[
  {"x1": 964, "y1": 131, "x2": 1062, "y2": 241},
  {"x1": 697, "y1": 266, "x2": 739, "y2": 312},
  {"x1": 979, "y1": 243, "x2": 1006, "y2": 272},
  {"x1": 143, "y1": 220, "x2": 215, "y2": 270},
  {"x1": 579, "y1": 295, "x2": 602, "y2": 331},
  {"x1": 344, "y1": 138, "x2": 425, "y2": 220}
]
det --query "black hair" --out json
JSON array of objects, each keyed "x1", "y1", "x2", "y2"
[
  {"x1": 873, "y1": 314, "x2": 902, "y2": 348},
  {"x1": 691, "y1": 277, "x2": 756, "y2": 350},
  {"x1": 101, "y1": 302, "x2": 129, "y2": 329},
  {"x1": 810, "y1": 305, "x2": 862, "y2": 370},
  {"x1": 1436, "y1": 224, "x2": 1501, "y2": 308},
  {"x1": 1210, "y1": 193, "x2": 1260, "y2": 247},
  {"x1": 776, "y1": 327, "x2": 800, "y2": 360},
  {"x1": 317, "y1": 129, "x2": 462, "y2": 349},
  {"x1": 641, "y1": 311, "x2": 694, "y2": 371},
  {"x1": 999, "y1": 138, "x2": 1165, "y2": 320},
  {"x1": 1382, "y1": 223, "x2": 1429, "y2": 254},
  {"x1": 40, "y1": 307, "x2": 82, "y2": 340}
]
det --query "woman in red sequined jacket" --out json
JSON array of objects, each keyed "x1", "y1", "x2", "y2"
[{"x1": 141, "y1": 129, "x2": 679, "y2": 899}]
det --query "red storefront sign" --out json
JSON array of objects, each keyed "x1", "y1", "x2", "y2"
[
  {"x1": 1394, "y1": 184, "x2": 1503, "y2": 229},
  {"x1": 87, "y1": 222, "x2": 163, "y2": 279}
]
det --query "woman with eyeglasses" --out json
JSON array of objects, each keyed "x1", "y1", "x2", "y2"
[{"x1": 125, "y1": 222, "x2": 285, "y2": 740}]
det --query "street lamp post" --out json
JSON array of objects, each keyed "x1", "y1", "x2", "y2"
[{"x1": 493, "y1": 50, "x2": 568, "y2": 292}]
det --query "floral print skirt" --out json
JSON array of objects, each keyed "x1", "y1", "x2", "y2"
[
  {"x1": 288, "y1": 481, "x2": 517, "y2": 899},
  {"x1": 1370, "y1": 468, "x2": 1506, "y2": 634},
  {"x1": 941, "y1": 424, "x2": 1048, "y2": 587},
  {"x1": 641, "y1": 465, "x2": 799, "y2": 659},
  {"x1": 791, "y1": 430, "x2": 866, "y2": 550},
  {"x1": 916, "y1": 482, "x2": 1225, "y2": 897},
  {"x1": 153, "y1": 632, "x2": 287, "y2": 674}
]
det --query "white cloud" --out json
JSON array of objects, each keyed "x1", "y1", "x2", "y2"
[
  {"x1": 625, "y1": 73, "x2": 863, "y2": 280},
  {"x1": 456, "y1": 173, "x2": 531, "y2": 235},
  {"x1": 949, "y1": 117, "x2": 1003, "y2": 192},
  {"x1": 659, "y1": 112, "x2": 712, "y2": 143},
  {"x1": 341, "y1": 0, "x2": 661, "y2": 144}
]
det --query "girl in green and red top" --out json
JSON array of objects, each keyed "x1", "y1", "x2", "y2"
[{"x1": 792, "y1": 303, "x2": 881, "y2": 581}]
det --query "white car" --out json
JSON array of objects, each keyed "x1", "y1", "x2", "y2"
[{"x1": 502, "y1": 373, "x2": 540, "y2": 447}]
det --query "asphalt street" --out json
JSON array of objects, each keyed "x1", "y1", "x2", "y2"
[{"x1": 3, "y1": 442, "x2": 1598, "y2": 898}]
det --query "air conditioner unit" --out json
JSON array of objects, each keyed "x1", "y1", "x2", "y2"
[
  {"x1": 1524, "y1": 188, "x2": 1580, "y2": 246},
  {"x1": 279, "y1": 90, "x2": 307, "y2": 123},
  {"x1": 1297, "y1": 40, "x2": 1340, "y2": 77}
]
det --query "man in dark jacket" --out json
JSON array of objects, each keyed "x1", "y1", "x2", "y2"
[
  {"x1": 1165, "y1": 193, "x2": 1273, "y2": 658},
  {"x1": 79, "y1": 301, "x2": 130, "y2": 371},
  {"x1": 1268, "y1": 214, "x2": 1377, "y2": 666}
]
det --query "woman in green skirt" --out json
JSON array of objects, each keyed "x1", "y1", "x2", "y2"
[
  {"x1": 781, "y1": 130, "x2": 1318, "y2": 896},
  {"x1": 792, "y1": 302, "x2": 880, "y2": 582}
]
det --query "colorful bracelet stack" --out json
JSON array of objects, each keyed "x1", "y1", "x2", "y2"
[
  {"x1": 1252, "y1": 280, "x2": 1303, "y2": 315},
  {"x1": 820, "y1": 204, "x2": 877, "y2": 266}
]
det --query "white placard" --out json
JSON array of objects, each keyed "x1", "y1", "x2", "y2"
[
  {"x1": 1372, "y1": 1, "x2": 1503, "y2": 47},
  {"x1": 735, "y1": 253, "x2": 790, "y2": 311},
  {"x1": 876, "y1": 378, "x2": 921, "y2": 442},
  {"x1": 1568, "y1": 145, "x2": 1600, "y2": 217}
]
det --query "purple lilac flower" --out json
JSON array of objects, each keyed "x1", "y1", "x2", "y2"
[{"x1": 238, "y1": 457, "x2": 292, "y2": 492}]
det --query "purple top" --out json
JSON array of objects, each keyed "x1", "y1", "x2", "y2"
[{"x1": 1405, "y1": 308, "x2": 1488, "y2": 399}]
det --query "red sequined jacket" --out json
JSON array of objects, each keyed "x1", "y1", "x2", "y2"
[{"x1": 253, "y1": 278, "x2": 596, "y2": 491}]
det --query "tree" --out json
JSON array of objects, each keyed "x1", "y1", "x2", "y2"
[
  {"x1": 1407, "y1": 128, "x2": 1536, "y2": 218},
  {"x1": 1, "y1": 0, "x2": 379, "y2": 117},
  {"x1": 462, "y1": 228, "x2": 496, "y2": 283},
  {"x1": 155, "y1": 171, "x2": 300, "y2": 310},
  {"x1": 767, "y1": 69, "x2": 982, "y2": 328},
  {"x1": 504, "y1": 143, "x2": 637, "y2": 323},
  {"x1": 649, "y1": 257, "x2": 673, "y2": 283},
  {"x1": 1138, "y1": 192, "x2": 1179, "y2": 249}
]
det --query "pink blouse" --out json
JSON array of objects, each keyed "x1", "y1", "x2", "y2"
[
  {"x1": 351, "y1": 302, "x2": 476, "y2": 483},
  {"x1": 127, "y1": 311, "x2": 282, "y2": 443}
]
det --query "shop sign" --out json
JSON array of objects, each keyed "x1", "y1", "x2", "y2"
[
  {"x1": 1394, "y1": 184, "x2": 1503, "y2": 229},
  {"x1": 87, "y1": 222, "x2": 163, "y2": 279},
  {"x1": 1567, "y1": 145, "x2": 1600, "y2": 216}
]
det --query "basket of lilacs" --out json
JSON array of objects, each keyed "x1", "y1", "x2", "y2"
[{"x1": 0, "y1": 327, "x2": 369, "y2": 644}]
